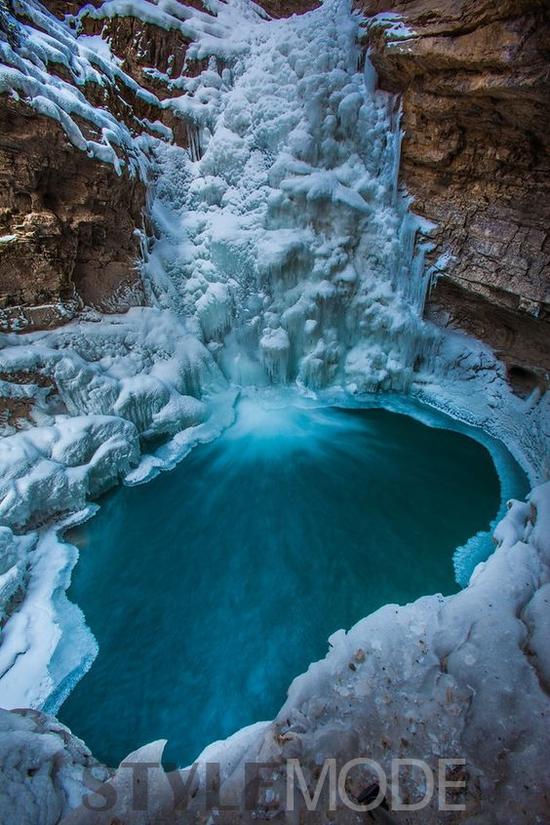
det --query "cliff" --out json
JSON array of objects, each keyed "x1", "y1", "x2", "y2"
[
  {"x1": 360, "y1": 0, "x2": 550, "y2": 389},
  {"x1": 0, "y1": 99, "x2": 145, "y2": 329},
  {"x1": 2, "y1": 0, "x2": 548, "y2": 392}
]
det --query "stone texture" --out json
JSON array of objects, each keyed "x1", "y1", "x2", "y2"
[
  {"x1": 360, "y1": 0, "x2": 550, "y2": 383},
  {"x1": 0, "y1": 99, "x2": 146, "y2": 330}
]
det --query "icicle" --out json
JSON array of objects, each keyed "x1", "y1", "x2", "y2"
[
  {"x1": 363, "y1": 50, "x2": 377, "y2": 96},
  {"x1": 141, "y1": 0, "x2": 441, "y2": 396},
  {"x1": 186, "y1": 122, "x2": 202, "y2": 161}
]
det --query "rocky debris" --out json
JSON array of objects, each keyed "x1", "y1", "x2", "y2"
[
  {"x1": 0, "y1": 99, "x2": 145, "y2": 330},
  {"x1": 360, "y1": 0, "x2": 550, "y2": 384}
]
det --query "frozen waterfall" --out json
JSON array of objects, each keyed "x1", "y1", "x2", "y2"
[
  {"x1": 143, "y1": 0, "x2": 435, "y2": 395},
  {"x1": 0, "y1": 0, "x2": 547, "y2": 721}
]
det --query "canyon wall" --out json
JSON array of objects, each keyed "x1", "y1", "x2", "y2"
[
  {"x1": 2, "y1": 0, "x2": 548, "y2": 392},
  {"x1": 0, "y1": 99, "x2": 145, "y2": 329},
  {"x1": 360, "y1": 0, "x2": 550, "y2": 388}
]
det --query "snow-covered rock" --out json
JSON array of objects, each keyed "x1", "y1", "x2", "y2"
[
  {"x1": 0, "y1": 415, "x2": 139, "y2": 530},
  {"x1": 0, "y1": 708, "x2": 111, "y2": 825}
]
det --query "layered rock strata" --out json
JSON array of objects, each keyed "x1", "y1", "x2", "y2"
[{"x1": 360, "y1": 0, "x2": 550, "y2": 385}]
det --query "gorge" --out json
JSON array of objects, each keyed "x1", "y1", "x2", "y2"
[{"x1": 0, "y1": 0, "x2": 548, "y2": 823}]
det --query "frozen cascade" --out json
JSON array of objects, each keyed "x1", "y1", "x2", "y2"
[
  {"x1": 143, "y1": 0, "x2": 436, "y2": 394},
  {"x1": 0, "y1": 0, "x2": 548, "y2": 785}
]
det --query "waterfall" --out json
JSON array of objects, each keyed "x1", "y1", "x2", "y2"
[
  {"x1": 1, "y1": 0, "x2": 547, "y2": 739},
  {"x1": 145, "y1": 0, "x2": 436, "y2": 395}
]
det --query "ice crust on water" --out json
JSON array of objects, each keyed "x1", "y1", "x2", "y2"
[{"x1": 0, "y1": 0, "x2": 548, "y2": 814}]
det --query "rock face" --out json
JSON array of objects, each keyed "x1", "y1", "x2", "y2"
[
  {"x1": 0, "y1": 99, "x2": 145, "y2": 329},
  {"x1": 0, "y1": 0, "x2": 170, "y2": 332},
  {"x1": 0, "y1": 0, "x2": 318, "y2": 333},
  {"x1": 360, "y1": 0, "x2": 550, "y2": 383}
]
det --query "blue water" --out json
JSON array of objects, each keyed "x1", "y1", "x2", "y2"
[{"x1": 59, "y1": 400, "x2": 513, "y2": 768}]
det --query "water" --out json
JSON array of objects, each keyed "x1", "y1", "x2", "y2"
[{"x1": 59, "y1": 400, "x2": 504, "y2": 768}]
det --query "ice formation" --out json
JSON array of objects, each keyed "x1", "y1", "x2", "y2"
[
  {"x1": 140, "y1": 0, "x2": 437, "y2": 395},
  {"x1": 0, "y1": 0, "x2": 549, "y2": 819}
]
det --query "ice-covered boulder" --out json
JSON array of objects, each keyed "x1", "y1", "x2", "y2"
[
  {"x1": 0, "y1": 416, "x2": 140, "y2": 531},
  {"x1": 0, "y1": 708, "x2": 111, "y2": 825}
]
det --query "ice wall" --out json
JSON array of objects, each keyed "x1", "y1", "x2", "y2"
[{"x1": 143, "y1": 0, "x2": 436, "y2": 394}]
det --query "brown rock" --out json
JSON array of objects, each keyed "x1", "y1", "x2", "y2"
[
  {"x1": 0, "y1": 99, "x2": 145, "y2": 329},
  {"x1": 359, "y1": 0, "x2": 550, "y2": 382},
  {"x1": 254, "y1": 0, "x2": 320, "y2": 16}
]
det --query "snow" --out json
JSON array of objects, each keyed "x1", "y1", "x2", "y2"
[
  {"x1": 0, "y1": 0, "x2": 160, "y2": 177},
  {"x1": 367, "y1": 12, "x2": 417, "y2": 42},
  {"x1": 0, "y1": 0, "x2": 548, "y2": 818},
  {"x1": 0, "y1": 416, "x2": 139, "y2": 530}
]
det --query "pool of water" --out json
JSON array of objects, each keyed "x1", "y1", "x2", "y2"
[{"x1": 59, "y1": 399, "x2": 507, "y2": 767}]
